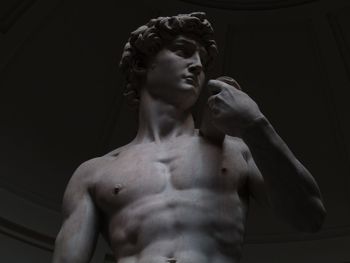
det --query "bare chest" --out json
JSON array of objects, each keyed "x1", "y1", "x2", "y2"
[{"x1": 93, "y1": 137, "x2": 249, "y2": 214}]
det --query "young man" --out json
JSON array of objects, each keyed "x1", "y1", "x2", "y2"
[{"x1": 52, "y1": 12, "x2": 326, "y2": 263}]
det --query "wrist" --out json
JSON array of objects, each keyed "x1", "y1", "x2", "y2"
[{"x1": 242, "y1": 115, "x2": 270, "y2": 144}]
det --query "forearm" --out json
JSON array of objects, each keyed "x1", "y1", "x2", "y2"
[{"x1": 242, "y1": 116, "x2": 326, "y2": 231}]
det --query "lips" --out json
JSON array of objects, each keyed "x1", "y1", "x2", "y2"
[{"x1": 183, "y1": 75, "x2": 197, "y2": 86}]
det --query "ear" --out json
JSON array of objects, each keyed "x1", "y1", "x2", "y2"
[{"x1": 132, "y1": 58, "x2": 147, "y2": 75}]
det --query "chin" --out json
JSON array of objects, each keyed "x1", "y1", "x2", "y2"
[
  {"x1": 166, "y1": 84, "x2": 201, "y2": 109},
  {"x1": 181, "y1": 83, "x2": 201, "y2": 95}
]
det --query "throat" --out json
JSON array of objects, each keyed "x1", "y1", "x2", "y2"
[
  {"x1": 135, "y1": 91, "x2": 196, "y2": 143},
  {"x1": 136, "y1": 114, "x2": 195, "y2": 143}
]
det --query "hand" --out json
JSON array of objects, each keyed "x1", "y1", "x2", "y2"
[{"x1": 207, "y1": 76, "x2": 264, "y2": 136}]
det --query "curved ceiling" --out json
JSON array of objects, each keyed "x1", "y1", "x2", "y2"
[{"x1": 179, "y1": 0, "x2": 318, "y2": 10}]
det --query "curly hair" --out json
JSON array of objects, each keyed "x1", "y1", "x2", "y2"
[{"x1": 119, "y1": 12, "x2": 218, "y2": 108}]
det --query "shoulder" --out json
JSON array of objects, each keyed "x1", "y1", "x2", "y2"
[
  {"x1": 223, "y1": 135, "x2": 250, "y2": 161},
  {"x1": 73, "y1": 143, "x2": 132, "y2": 179},
  {"x1": 73, "y1": 157, "x2": 108, "y2": 178},
  {"x1": 67, "y1": 157, "x2": 107, "y2": 190},
  {"x1": 72, "y1": 143, "x2": 136, "y2": 183},
  {"x1": 63, "y1": 156, "x2": 115, "y2": 203},
  {"x1": 104, "y1": 142, "x2": 133, "y2": 157},
  {"x1": 61, "y1": 157, "x2": 110, "y2": 215},
  {"x1": 69, "y1": 146, "x2": 127, "y2": 186}
]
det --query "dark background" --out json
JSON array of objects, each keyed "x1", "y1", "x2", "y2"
[{"x1": 1, "y1": 0, "x2": 350, "y2": 262}]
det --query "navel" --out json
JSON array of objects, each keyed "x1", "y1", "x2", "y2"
[{"x1": 166, "y1": 257, "x2": 177, "y2": 263}]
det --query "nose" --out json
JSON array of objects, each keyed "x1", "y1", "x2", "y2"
[{"x1": 188, "y1": 52, "x2": 203, "y2": 75}]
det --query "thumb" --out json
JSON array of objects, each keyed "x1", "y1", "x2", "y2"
[
  {"x1": 217, "y1": 76, "x2": 242, "y2": 90},
  {"x1": 207, "y1": 79, "x2": 224, "y2": 96}
]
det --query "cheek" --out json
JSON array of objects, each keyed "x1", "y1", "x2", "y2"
[
  {"x1": 162, "y1": 62, "x2": 183, "y2": 80},
  {"x1": 150, "y1": 60, "x2": 178, "y2": 82},
  {"x1": 146, "y1": 66, "x2": 178, "y2": 96},
  {"x1": 198, "y1": 74, "x2": 206, "y2": 90}
]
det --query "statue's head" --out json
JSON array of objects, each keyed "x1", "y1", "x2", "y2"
[{"x1": 119, "y1": 12, "x2": 218, "y2": 108}]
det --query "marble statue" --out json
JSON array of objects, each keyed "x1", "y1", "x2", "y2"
[{"x1": 52, "y1": 12, "x2": 326, "y2": 263}]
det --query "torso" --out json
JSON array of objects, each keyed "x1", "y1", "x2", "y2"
[{"x1": 90, "y1": 134, "x2": 251, "y2": 263}]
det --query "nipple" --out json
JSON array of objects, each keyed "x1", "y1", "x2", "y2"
[{"x1": 113, "y1": 184, "x2": 123, "y2": 194}]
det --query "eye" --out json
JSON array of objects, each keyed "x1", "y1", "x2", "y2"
[{"x1": 172, "y1": 44, "x2": 194, "y2": 57}]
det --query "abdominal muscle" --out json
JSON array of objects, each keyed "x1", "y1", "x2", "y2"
[{"x1": 107, "y1": 188, "x2": 248, "y2": 263}]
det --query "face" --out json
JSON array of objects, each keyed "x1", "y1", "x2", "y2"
[{"x1": 144, "y1": 35, "x2": 208, "y2": 110}]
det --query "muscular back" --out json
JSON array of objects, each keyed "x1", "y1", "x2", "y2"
[{"x1": 85, "y1": 134, "x2": 254, "y2": 263}]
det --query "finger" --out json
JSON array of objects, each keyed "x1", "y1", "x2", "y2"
[
  {"x1": 207, "y1": 94, "x2": 224, "y2": 113},
  {"x1": 207, "y1": 94, "x2": 216, "y2": 108},
  {"x1": 207, "y1": 97, "x2": 220, "y2": 116},
  {"x1": 216, "y1": 76, "x2": 242, "y2": 90},
  {"x1": 207, "y1": 79, "x2": 225, "y2": 95}
]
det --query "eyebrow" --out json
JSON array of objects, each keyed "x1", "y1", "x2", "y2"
[
  {"x1": 175, "y1": 38, "x2": 207, "y2": 53},
  {"x1": 173, "y1": 38, "x2": 208, "y2": 56}
]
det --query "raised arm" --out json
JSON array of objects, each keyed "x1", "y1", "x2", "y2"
[
  {"x1": 207, "y1": 78, "x2": 326, "y2": 232},
  {"x1": 52, "y1": 161, "x2": 100, "y2": 263},
  {"x1": 243, "y1": 119, "x2": 326, "y2": 232}
]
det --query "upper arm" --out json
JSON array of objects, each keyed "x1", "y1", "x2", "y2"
[
  {"x1": 53, "y1": 160, "x2": 100, "y2": 263},
  {"x1": 243, "y1": 143, "x2": 270, "y2": 207},
  {"x1": 242, "y1": 140, "x2": 326, "y2": 232}
]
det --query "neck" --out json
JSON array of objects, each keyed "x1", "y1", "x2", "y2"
[{"x1": 133, "y1": 89, "x2": 195, "y2": 144}]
